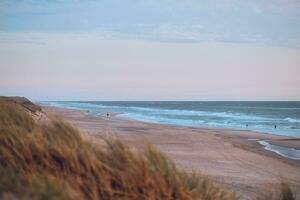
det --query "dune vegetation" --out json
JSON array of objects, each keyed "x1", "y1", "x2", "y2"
[{"x1": 0, "y1": 97, "x2": 296, "y2": 200}]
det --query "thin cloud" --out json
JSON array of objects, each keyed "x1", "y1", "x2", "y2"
[{"x1": 0, "y1": 0, "x2": 299, "y2": 47}]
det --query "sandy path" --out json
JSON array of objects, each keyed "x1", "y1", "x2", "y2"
[{"x1": 43, "y1": 106, "x2": 300, "y2": 200}]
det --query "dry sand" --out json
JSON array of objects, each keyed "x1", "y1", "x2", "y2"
[{"x1": 43, "y1": 106, "x2": 300, "y2": 200}]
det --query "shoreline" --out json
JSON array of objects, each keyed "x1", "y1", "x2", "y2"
[
  {"x1": 111, "y1": 116, "x2": 300, "y2": 161},
  {"x1": 40, "y1": 101, "x2": 300, "y2": 138},
  {"x1": 42, "y1": 105, "x2": 300, "y2": 200},
  {"x1": 41, "y1": 103, "x2": 300, "y2": 150},
  {"x1": 116, "y1": 113, "x2": 300, "y2": 152}
]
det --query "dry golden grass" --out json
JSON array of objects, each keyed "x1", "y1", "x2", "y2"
[
  {"x1": 0, "y1": 98, "x2": 296, "y2": 200},
  {"x1": 256, "y1": 182, "x2": 297, "y2": 200},
  {"x1": 0, "y1": 96, "x2": 41, "y2": 113},
  {"x1": 0, "y1": 99, "x2": 236, "y2": 200}
]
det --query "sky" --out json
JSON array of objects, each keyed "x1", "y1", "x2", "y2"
[{"x1": 0, "y1": 0, "x2": 300, "y2": 101}]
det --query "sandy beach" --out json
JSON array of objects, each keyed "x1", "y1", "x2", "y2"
[{"x1": 42, "y1": 105, "x2": 300, "y2": 200}]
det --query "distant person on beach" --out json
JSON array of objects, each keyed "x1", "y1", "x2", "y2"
[
  {"x1": 274, "y1": 125, "x2": 277, "y2": 129},
  {"x1": 246, "y1": 124, "x2": 248, "y2": 128},
  {"x1": 106, "y1": 112, "x2": 109, "y2": 117}
]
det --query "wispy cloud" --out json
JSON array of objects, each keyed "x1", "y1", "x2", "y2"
[{"x1": 0, "y1": 0, "x2": 300, "y2": 47}]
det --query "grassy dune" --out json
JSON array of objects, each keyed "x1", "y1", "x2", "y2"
[{"x1": 0, "y1": 98, "x2": 296, "y2": 200}]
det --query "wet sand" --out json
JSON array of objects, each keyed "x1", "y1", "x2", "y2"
[{"x1": 42, "y1": 106, "x2": 300, "y2": 199}]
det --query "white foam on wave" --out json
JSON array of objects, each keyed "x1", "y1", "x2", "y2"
[
  {"x1": 120, "y1": 112, "x2": 204, "y2": 126},
  {"x1": 284, "y1": 117, "x2": 300, "y2": 123},
  {"x1": 257, "y1": 140, "x2": 300, "y2": 160},
  {"x1": 125, "y1": 106, "x2": 272, "y2": 121}
]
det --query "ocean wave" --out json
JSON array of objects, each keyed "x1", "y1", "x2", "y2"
[
  {"x1": 284, "y1": 117, "x2": 300, "y2": 123},
  {"x1": 120, "y1": 112, "x2": 203, "y2": 125},
  {"x1": 279, "y1": 107, "x2": 300, "y2": 110},
  {"x1": 258, "y1": 140, "x2": 300, "y2": 160},
  {"x1": 126, "y1": 106, "x2": 272, "y2": 121}
]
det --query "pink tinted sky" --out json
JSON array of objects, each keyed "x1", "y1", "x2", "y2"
[{"x1": 0, "y1": 35, "x2": 300, "y2": 101}]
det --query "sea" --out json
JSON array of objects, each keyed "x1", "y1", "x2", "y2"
[
  {"x1": 43, "y1": 101, "x2": 300, "y2": 137},
  {"x1": 42, "y1": 101, "x2": 300, "y2": 160}
]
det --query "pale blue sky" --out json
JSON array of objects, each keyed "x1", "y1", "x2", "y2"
[
  {"x1": 0, "y1": 0, "x2": 300, "y2": 100},
  {"x1": 1, "y1": 0, "x2": 300, "y2": 46}
]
